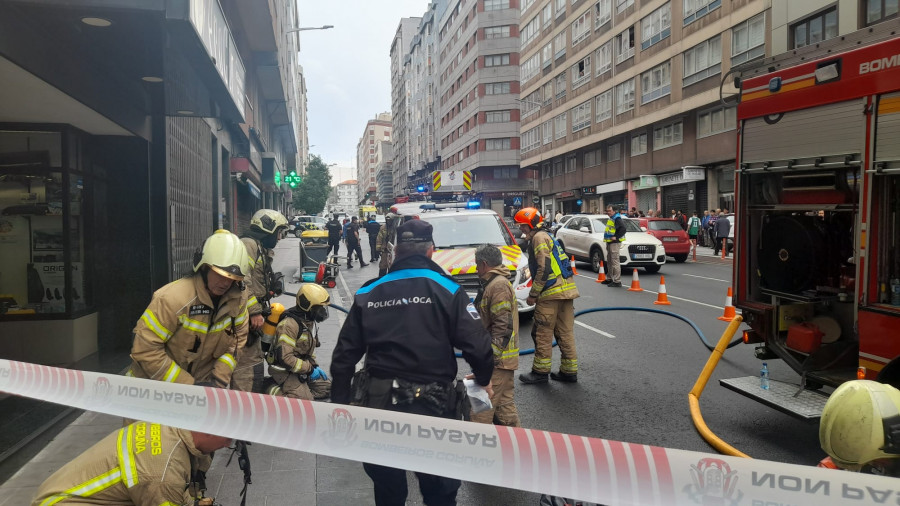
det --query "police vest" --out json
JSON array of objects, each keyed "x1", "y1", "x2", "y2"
[{"x1": 604, "y1": 214, "x2": 623, "y2": 243}]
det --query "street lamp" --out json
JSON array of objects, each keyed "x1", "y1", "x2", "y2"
[{"x1": 286, "y1": 25, "x2": 334, "y2": 33}]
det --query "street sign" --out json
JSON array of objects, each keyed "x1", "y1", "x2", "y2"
[{"x1": 513, "y1": 197, "x2": 522, "y2": 206}]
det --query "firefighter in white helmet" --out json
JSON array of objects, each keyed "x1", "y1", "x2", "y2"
[
  {"x1": 818, "y1": 379, "x2": 900, "y2": 476},
  {"x1": 264, "y1": 283, "x2": 332, "y2": 400},
  {"x1": 128, "y1": 229, "x2": 250, "y2": 389},
  {"x1": 233, "y1": 209, "x2": 289, "y2": 393}
]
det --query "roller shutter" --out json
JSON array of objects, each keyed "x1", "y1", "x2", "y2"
[
  {"x1": 876, "y1": 92, "x2": 900, "y2": 162},
  {"x1": 663, "y1": 185, "x2": 689, "y2": 215},
  {"x1": 635, "y1": 189, "x2": 656, "y2": 213}
]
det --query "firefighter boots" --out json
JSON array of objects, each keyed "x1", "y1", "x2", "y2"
[
  {"x1": 550, "y1": 371, "x2": 578, "y2": 383},
  {"x1": 519, "y1": 371, "x2": 549, "y2": 384}
]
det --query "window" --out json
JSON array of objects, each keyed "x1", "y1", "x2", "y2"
[
  {"x1": 616, "y1": 27, "x2": 635, "y2": 64},
  {"x1": 641, "y1": 3, "x2": 671, "y2": 50},
  {"x1": 595, "y1": 40, "x2": 613, "y2": 75},
  {"x1": 653, "y1": 120, "x2": 683, "y2": 149},
  {"x1": 522, "y1": 89, "x2": 541, "y2": 118},
  {"x1": 486, "y1": 110, "x2": 511, "y2": 123},
  {"x1": 522, "y1": 17, "x2": 540, "y2": 47},
  {"x1": 571, "y1": 100, "x2": 592, "y2": 132},
  {"x1": 595, "y1": 90, "x2": 612, "y2": 122},
  {"x1": 484, "y1": 0, "x2": 509, "y2": 11},
  {"x1": 641, "y1": 61, "x2": 671, "y2": 104},
  {"x1": 608, "y1": 142, "x2": 621, "y2": 161},
  {"x1": 522, "y1": 0, "x2": 535, "y2": 13},
  {"x1": 485, "y1": 54, "x2": 511, "y2": 66},
  {"x1": 615, "y1": 78, "x2": 635, "y2": 114},
  {"x1": 565, "y1": 156, "x2": 577, "y2": 173},
  {"x1": 485, "y1": 82, "x2": 511, "y2": 95},
  {"x1": 792, "y1": 8, "x2": 838, "y2": 49},
  {"x1": 732, "y1": 13, "x2": 765, "y2": 65},
  {"x1": 684, "y1": 0, "x2": 721, "y2": 25},
  {"x1": 554, "y1": 159, "x2": 563, "y2": 176},
  {"x1": 866, "y1": 0, "x2": 899, "y2": 25},
  {"x1": 595, "y1": 0, "x2": 612, "y2": 28},
  {"x1": 571, "y1": 56, "x2": 591, "y2": 88},
  {"x1": 584, "y1": 148, "x2": 601, "y2": 166},
  {"x1": 697, "y1": 106, "x2": 736, "y2": 138},
  {"x1": 542, "y1": 42, "x2": 553, "y2": 68},
  {"x1": 683, "y1": 35, "x2": 721, "y2": 86},
  {"x1": 485, "y1": 26, "x2": 511, "y2": 39},
  {"x1": 631, "y1": 132, "x2": 647, "y2": 155},
  {"x1": 555, "y1": 72, "x2": 567, "y2": 99},
  {"x1": 542, "y1": 162, "x2": 551, "y2": 179},
  {"x1": 616, "y1": 0, "x2": 634, "y2": 14},
  {"x1": 554, "y1": 31, "x2": 567, "y2": 59},
  {"x1": 556, "y1": 0, "x2": 566, "y2": 17},
  {"x1": 521, "y1": 126, "x2": 541, "y2": 152},
  {"x1": 522, "y1": 54, "x2": 540, "y2": 82},
  {"x1": 542, "y1": 120, "x2": 553, "y2": 144},
  {"x1": 554, "y1": 112, "x2": 568, "y2": 140},
  {"x1": 486, "y1": 138, "x2": 511, "y2": 150},
  {"x1": 542, "y1": 81, "x2": 554, "y2": 105},
  {"x1": 571, "y1": 10, "x2": 592, "y2": 46},
  {"x1": 543, "y1": 3, "x2": 553, "y2": 26}
]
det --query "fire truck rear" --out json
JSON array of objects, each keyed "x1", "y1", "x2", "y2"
[{"x1": 720, "y1": 33, "x2": 900, "y2": 421}]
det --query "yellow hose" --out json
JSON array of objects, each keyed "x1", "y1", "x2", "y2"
[{"x1": 688, "y1": 315, "x2": 750, "y2": 458}]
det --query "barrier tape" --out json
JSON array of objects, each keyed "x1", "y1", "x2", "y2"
[{"x1": 1, "y1": 359, "x2": 896, "y2": 506}]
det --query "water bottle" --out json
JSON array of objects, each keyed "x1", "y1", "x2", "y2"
[{"x1": 760, "y1": 362, "x2": 770, "y2": 390}]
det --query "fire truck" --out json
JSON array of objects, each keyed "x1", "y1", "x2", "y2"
[{"x1": 720, "y1": 31, "x2": 900, "y2": 421}]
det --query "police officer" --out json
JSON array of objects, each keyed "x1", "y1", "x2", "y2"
[
  {"x1": 331, "y1": 219, "x2": 494, "y2": 506},
  {"x1": 602, "y1": 205, "x2": 626, "y2": 288},
  {"x1": 366, "y1": 214, "x2": 382, "y2": 263},
  {"x1": 233, "y1": 209, "x2": 288, "y2": 393}
]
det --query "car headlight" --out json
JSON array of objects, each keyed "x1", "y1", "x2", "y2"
[{"x1": 516, "y1": 266, "x2": 531, "y2": 286}]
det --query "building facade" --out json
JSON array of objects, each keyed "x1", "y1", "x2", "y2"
[
  {"x1": 326, "y1": 179, "x2": 359, "y2": 217},
  {"x1": 770, "y1": 0, "x2": 896, "y2": 55},
  {"x1": 375, "y1": 141, "x2": 395, "y2": 208},
  {"x1": 355, "y1": 113, "x2": 393, "y2": 206},
  {"x1": 390, "y1": 18, "x2": 423, "y2": 199}
]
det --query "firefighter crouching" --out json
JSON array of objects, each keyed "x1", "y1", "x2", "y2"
[
  {"x1": 264, "y1": 283, "x2": 332, "y2": 400},
  {"x1": 233, "y1": 209, "x2": 289, "y2": 393},
  {"x1": 31, "y1": 421, "x2": 231, "y2": 506}
]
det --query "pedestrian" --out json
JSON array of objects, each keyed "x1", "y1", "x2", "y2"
[
  {"x1": 31, "y1": 421, "x2": 233, "y2": 506},
  {"x1": 376, "y1": 213, "x2": 398, "y2": 276},
  {"x1": 128, "y1": 229, "x2": 249, "y2": 389},
  {"x1": 471, "y1": 244, "x2": 520, "y2": 427},
  {"x1": 700, "y1": 210, "x2": 710, "y2": 247},
  {"x1": 325, "y1": 213, "x2": 343, "y2": 256},
  {"x1": 687, "y1": 211, "x2": 701, "y2": 262},
  {"x1": 707, "y1": 210, "x2": 719, "y2": 247},
  {"x1": 233, "y1": 209, "x2": 289, "y2": 393},
  {"x1": 366, "y1": 214, "x2": 381, "y2": 263},
  {"x1": 713, "y1": 211, "x2": 731, "y2": 256},
  {"x1": 345, "y1": 216, "x2": 367, "y2": 269},
  {"x1": 675, "y1": 210, "x2": 685, "y2": 230},
  {"x1": 514, "y1": 207, "x2": 580, "y2": 384},
  {"x1": 602, "y1": 205, "x2": 627, "y2": 288},
  {"x1": 264, "y1": 283, "x2": 332, "y2": 400},
  {"x1": 330, "y1": 218, "x2": 494, "y2": 506},
  {"x1": 555, "y1": 210, "x2": 563, "y2": 224}
]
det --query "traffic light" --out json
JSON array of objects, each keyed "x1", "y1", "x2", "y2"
[{"x1": 284, "y1": 170, "x2": 302, "y2": 188}]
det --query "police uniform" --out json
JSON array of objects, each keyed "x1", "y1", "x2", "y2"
[
  {"x1": 266, "y1": 308, "x2": 331, "y2": 400},
  {"x1": 232, "y1": 236, "x2": 274, "y2": 393},
  {"x1": 604, "y1": 211, "x2": 627, "y2": 284},
  {"x1": 331, "y1": 219, "x2": 493, "y2": 506}
]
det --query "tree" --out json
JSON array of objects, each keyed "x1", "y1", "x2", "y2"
[{"x1": 292, "y1": 155, "x2": 332, "y2": 215}]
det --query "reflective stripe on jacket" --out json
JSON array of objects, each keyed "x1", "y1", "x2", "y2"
[
  {"x1": 476, "y1": 266, "x2": 519, "y2": 371},
  {"x1": 240, "y1": 237, "x2": 274, "y2": 316},
  {"x1": 604, "y1": 213, "x2": 625, "y2": 242},
  {"x1": 269, "y1": 314, "x2": 319, "y2": 377},
  {"x1": 528, "y1": 229, "x2": 579, "y2": 300}
]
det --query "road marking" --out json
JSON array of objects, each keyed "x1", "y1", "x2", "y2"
[
  {"x1": 575, "y1": 320, "x2": 615, "y2": 338},
  {"x1": 637, "y1": 288, "x2": 742, "y2": 312},
  {"x1": 681, "y1": 273, "x2": 730, "y2": 283}
]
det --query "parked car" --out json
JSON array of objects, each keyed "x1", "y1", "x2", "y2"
[
  {"x1": 290, "y1": 215, "x2": 326, "y2": 237},
  {"x1": 550, "y1": 214, "x2": 575, "y2": 236},
  {"x1": 555, "y1": 214, "x2": 666, "y2": 273},
  {"x1": 637, "y1": 218, "x2": 691, "y2": 263}
]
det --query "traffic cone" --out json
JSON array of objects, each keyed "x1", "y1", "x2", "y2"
[
  {"x1": 595, "y1": 261, "x2": 607, "y2": 283},
  {"x1": 627, "y1": 269, "x2": 643, "y2": 292},
  {"x1": 654, "y1": 276, "x2": 671, "y2": 305},
  {"x1": 718, "y1": 287, "x2": 736, "y2": 321},
  {"x1": 571, "y1": 255, "x2": 578, "y2": 275}
]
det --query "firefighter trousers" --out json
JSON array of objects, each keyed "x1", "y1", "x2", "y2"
[
  {"x1": 470, "y1": 368, "x2": 520, "y2": 427},
  {"x1": 532, "y1": 298, "x2": 577, "y2": 375},
  {"x1": 232, "y1": 338, "x2": 264, "y2": 393}
]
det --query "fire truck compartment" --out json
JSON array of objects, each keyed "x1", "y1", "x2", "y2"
[{"x1": 719, "y1": 376, "x2": 830, "y2": 423}]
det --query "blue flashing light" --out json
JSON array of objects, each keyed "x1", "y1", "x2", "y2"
[
  {"x1": 417, "y1": 185, "x2": 427, "y2": 192},
  {"x1": 466, "y1": 201, "x2": 481, "y2": 209}
]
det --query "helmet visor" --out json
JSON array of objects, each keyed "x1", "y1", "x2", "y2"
[{"x1": 209, "y1": 264, "x2": 244, "y2": 281}]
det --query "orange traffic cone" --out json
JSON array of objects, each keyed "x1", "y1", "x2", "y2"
[
  {"x1": 595, "y1": 261, "x2": 607, "y2": 283},
  {"x1": 627, "y1": 269, "x2": 643, "y2": 292},
  {"x1": 654, "y1": 276, "x2": 672, "y2": 305},
  {"x1": 571, "y1": 255, "x2": 578, "y2": 275},
  {"x1": 718, "y1": 287, "x2": 736, "y2": 321}
]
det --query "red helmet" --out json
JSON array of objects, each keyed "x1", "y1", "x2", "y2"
[{"x1": 514, "y1": 207, "x2": 543, "y2": 229}]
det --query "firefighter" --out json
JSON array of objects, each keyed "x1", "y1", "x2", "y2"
[
  {"x1": 31, "y1": 421, "x2": 231, "y2": 505},
  {"x1": 366, "y1": 214, "x2": 381, "y2": 262},
  {"x1": 375, "y1": 212, "x2": 398, "y2": 276},
  {"x1": 818, "y1": 380, "x2": 900, "y2": 476},
  {"x1": 233, "y1": 209, "x2": 288, "y2": 393},
  {"x1": 471, "y1": 243, "x2": 521, "y2": 427},
  {"x1": 514, "y1": 207, "x2": 580, "y2": 384},
  {"x1": 128, "y1": 229, "x2": 250, "y2": 388},
  {"x1": 265, "y1": 283, "x2": 332, "y2": 400}
]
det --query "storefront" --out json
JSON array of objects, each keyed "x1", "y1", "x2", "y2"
[
  {"x1": 714, "y1": 164, "x2": 735, "y2": 211},
  {"x1": 581, "y1": 186, "x2": 599, "y2": 214},
  {"x1": 659, "y1": 168, "x2": 707, "y2": 216},
  {"x1": 482, "y1": 191, "x2": 533, "y2": 218},
  {"x1": 597, "y1": 181, "x2": 627, "y2": 212},
  {"x1": 631, "y1": 175, "x2": 659, "y2": 215},
  {"x1": 556, "y1": 190, "x2": 581, "y2": 215}
]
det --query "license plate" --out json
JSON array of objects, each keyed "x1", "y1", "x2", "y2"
[
  {"x1": 632, "y1": 253, "x2": 653, "y2": 259},
  {"x1": 663, "y1": 237, "x2": 679, "y2": 242}
]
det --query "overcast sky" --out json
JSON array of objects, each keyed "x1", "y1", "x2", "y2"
[{"x1": 298, "y1": 1, "x2": 429, "y2": 179}]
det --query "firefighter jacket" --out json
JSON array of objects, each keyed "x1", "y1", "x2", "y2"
[
  {"x1": 474, "y1": 266, "x2": 519, "y2": 371},
  {"x1": 240, "y1": 237, "x2": 275, "y2": 317},
  {"x1": 330, "y1": 254, "x2": 494, "y2": 404},
  {"x1": 375, "y1": 225, "x2": 395, "y2": 272},
  {"x1": 31, "y1": 422, "x2": 206, "y2": 506},
  {"x1": 129, "y1": 274, "x2": 249, "y2": 388},
  {"x1": 268, "y1": 310, "x2": 320, "y2": 377},
  {"x1": 526, "y1": 228, "x2": 580, "y2": 301}
]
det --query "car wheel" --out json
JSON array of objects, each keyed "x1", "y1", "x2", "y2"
[
  {"x1": 590, "y1": 248, "x2": 604, "y2": 273},
  {"x1": 645, "y1": 264, "x2": 661, "y2": 274},
  {"x1": 673, "y1": 254, "x2": 688, "y2": 263},
  {"x1": 294, "y1": 230, "x2": 302, "y2": 238}
]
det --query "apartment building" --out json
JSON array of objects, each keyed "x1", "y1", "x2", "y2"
[
  {"x1": 770, "y1": 0, "x2": 897, "y2": 55},
  {"x1": 375, "y1": 141, "x2": 395, "y2": 208},
  {"x1": 355, "y1": 113, "x2": 393, "y2": 206},
  {"x1": 391, "y1": 17, "x2": 422, "y2": 198},
  {"x1": 327, "y1": 179, "x2": 359, "y2": 216},
  {"x1": 519, "y1": 0, "x2": 769, "y2": 216},
  {"x1": 437, "y1": 0, "x2": 535, "y2": 217}
]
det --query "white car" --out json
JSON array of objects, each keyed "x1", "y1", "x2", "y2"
[{"x1": 555, "y1": 214, "x2": 666, "y2": 273}]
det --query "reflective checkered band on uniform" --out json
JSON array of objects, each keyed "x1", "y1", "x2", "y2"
[
  {"x1": 163, "y1": 362, "x2": 182, "y2": 383},
  {"x1": 278, "y1": 334, "x2": 296, "y2": 347},
  {"x1": 39, "y1": 467, "x2": 123, "y2": 505},
  {"x1": 178, "y1": 314, "x2": 209, "y2": 334},
  {"x1": 141, "y1": 310, "x2": 172, "y2": 342},
  {"x1": 117, "y1": 425, "x2": 139, "y2": 488},
  {"x1": 560, "y1": 358, "x2": 578, "y2": 374},
  {"x1": 292, "y1": 358, "x2": 305, "y2": 373},
  {"x1": 234, "y1": 309, "x2": 248, "y2": 326},
  {"x1": 217, "y1": 353, "x2": 236, "y2": 371},
  {"x1": 490, "y1": 300, "x2": 511, "y2": 313},
  {"x1": 246, "y1": 295, "x2": 259, "y2": 309}
]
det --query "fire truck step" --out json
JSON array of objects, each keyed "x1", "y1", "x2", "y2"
[{"x1": 719, "y1": 376, "x2": 830, "y2": 424}]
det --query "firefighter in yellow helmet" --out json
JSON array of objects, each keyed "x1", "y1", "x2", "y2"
[
  {"x1": 514, "y1": 207, "x2": 580, "y2": 384},
  {"x1": 128, "y1": 229, "x2": 250, "y2": 389},
  {"x1": 233, "y1": 209, "x2": 289, "y2": 393},
  {"x1": 264, "y1": 283, "x2": 332, "y2": 400},
  {"x1": 819, "y1": 379, "x2": 900, "y2": 476}
]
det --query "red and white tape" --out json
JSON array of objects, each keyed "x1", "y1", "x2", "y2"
[{"x1": 1, "y1": 359, "x2": 895, "y2": 505}]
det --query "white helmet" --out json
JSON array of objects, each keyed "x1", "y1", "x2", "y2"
[
  {"x1": 250, "y1": 209, "x2": 288, "y2": 235},
  {"x1": 820, "y1": 380, "x2": 900, "y2": 470},
  {"x1": 193, "y1": 230, "x2": 249, "y2": 281}
]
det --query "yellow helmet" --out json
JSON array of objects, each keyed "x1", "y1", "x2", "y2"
[
  {"x1": 193, "y1": 230, "x2": 249, "y2": 281},
  {"x1": 250, "y1": 209, "x2": 288, "y2": 235},
  {"x1": 296, "y1": 283, "x2": 330, "y2": 322},
  {"x1": 820, "y1": 380, "x2": 900, "y2": 470}
]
